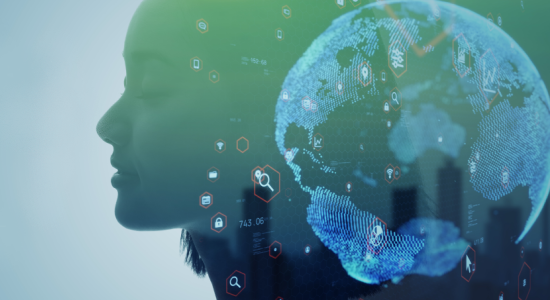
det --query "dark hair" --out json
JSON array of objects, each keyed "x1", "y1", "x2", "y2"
[{"x1": 179, "y1": 229, "x2": 207, "y2": 277}]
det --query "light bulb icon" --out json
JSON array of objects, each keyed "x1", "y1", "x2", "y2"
[
  {"x1": 386, "y1": 168, "x2": 394, "y2": 179},
  {"x1": 217, "y1": 142, "x2": 224, "y2": 150}
]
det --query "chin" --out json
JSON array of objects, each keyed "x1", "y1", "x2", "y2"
[{"x1": 114, "y1": 194, "x2": 174, "y2": 231}]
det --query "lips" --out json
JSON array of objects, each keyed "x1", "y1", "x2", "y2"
[
  {"x1": 111, "y1": 171, "x2": 140, "y2": 188},
  {"x1": 110, "y1": 158, "x2": 140, "y2": 188}
]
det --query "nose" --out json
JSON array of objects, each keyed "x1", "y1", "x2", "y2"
[{"x1": 96, "y1": 99, "x2": 132, "y2": 147}]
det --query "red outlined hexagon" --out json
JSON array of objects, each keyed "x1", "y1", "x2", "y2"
[
  {"x1": 284, "y1": 148, "x2": 295, "y2": 162},
  {"x1": 359, "y1": 143, "x2": 365, "y2": 153},
  {"x1": 312, "y1": 133, "x2": 324, "y2": 151},
  {"x1": 345, "y1": 181, "x2": 352, "y2": 193},
  {"x1": 386, "y1": 119, "x2": 392, "y2": 129},
  {"x1": 282, "y1": 5, "x2": 291, "y2": 19},
  {"x1": 383, "y1": 100, "x2": 390, "y2": 114},
  {"x1": 336, "y1": 81, "x2": 344, "y2": 95},
  {"x1": 211, "y1": 212, "x2": 227, "y2": 233},
  {"x1": 237, "y1": 137, "x2": 249, "y2": 153},
  {"x1": 226, "y1": 270, "x2": 246, "y2": 296},
  {"x1": 276, "y1": 297, "x2": 284, "y2": 300},
  {"x1": 357, "y1": 61, "x2": 372, "y2": 87},
  {"x1": 388, "y1": 41, "x2": 407, "y2": 78},
  {"x1": 486, "y1": 13, "x2": 495, "y2": 31},
  {"x1": 461, "y1": 245, "x2": 476, "y2": 282},
  {"x1": 196, "y1": 19, "x2": 209, "y2": 33},
  {"x1": 190, "y1": 56, "x2": 203, "y2": 72},
  {"x1": 275, "y1": 28, "x2": 284, "y2": 41},
  {"x1": 280, "y1": 89, "x2": 290, "y2": 102},
  {"x1": 304, "y1": 244, "x2": 311, "y2": 255},
  {"x1": 366, "y1": 217, "x2": 388, "y2": 255},
  {"x1": 518, "y1": 262, "x2": 531, "y2": 300},
  {"x1": 389, "y1": 87, "x2": 402, "y2": 111},
  {"x1": 452, "y1": 33, "x2": 471, "y2": 78},
  {"x1": 302, "y1": 96, "x2": 312, "y2": 111},
  {"x1": 350, "y1": 0, "x2": 362, "y2": 7},
  {"x1": 251, "y1": 165, "x2": 281, "y2": 203},
  {"x1": 209, "y1": 70, "x2": 220, "y2": 83},
  {"x1": 393, "y1": 166, "x2": 401, "y2": 180},
  {"x1": 207, "y1": 167, "x2": 220, "y2": 183},
  {"x1": 310, "y1": 100, "x2": 319, "y2": 113},
  {"x1": 502, "y1": 166, "x2": 510, "y2": 189},
  {"x1": 478, "y1": 49, "x2": 500, "y2": 106},
  {"x1": 269, "y1": 241, "x2": 282, "y2": 259},
  {"x1": 520, "y1": 246, "x2": 525, "y2": 258},
  {"x1": 199, "y1": 192, "x2": 213, "y2": 209},
  {"x1": 384, "y1": 164, "x2": 395, "y2": 184},
  {"x1": 215, "y1": 139, "x2": 226, "y2": 153},
  {"x1": 335, "y1": 0, "x2": 346, "y2": 9},
  {"x1": 380, "y1": 69, "x2": 387, "y2": 83}
]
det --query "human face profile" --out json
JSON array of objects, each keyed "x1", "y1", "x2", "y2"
[{"x1": 96, "y1": 0, "x2": 232, "y2": 231}]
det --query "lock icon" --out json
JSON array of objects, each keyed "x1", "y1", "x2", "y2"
[
  {"x1": 215, "y1": 217, "x2": 223, "y2": 228},
  {"x1": 384, "y1": 102, "x2": 389, "y2": 112},
  {"x1": 282, "y1": 91, "x2": 288, "y2": 100}
]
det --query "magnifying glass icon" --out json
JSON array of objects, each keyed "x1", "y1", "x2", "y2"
[
  {"x1": 229, "y1": 276, "x2": 241, "y2": 288},
  {"x1": 254, "y1": 169, "x2": 274, "y2": 192},
  {"x1": 392, "y1": 91, "x2": 399, "y2": 104}
]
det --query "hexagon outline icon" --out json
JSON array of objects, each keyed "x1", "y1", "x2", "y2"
[
  {"x1": 461, "y1": 245, "x2": 476, "y2": 282},
  {"x1": 207, "y1": 167, "x2": 220, "y2": 183},
  {"x1": 226, "y1": 270, "x2": 246, "y2": 296},
  {"x1": 389, "y1": 87, "x2": 402, "y2": 111},
  {"x1": 190, "y1": 56, "x2": 203, "y2": 72},
  {"x1": 366, "y1": 217, "x2": 388, "y2": 255},
  {"x1": 199, "y1": 192, "x2": 213, "y2": 209},
  {"x1": 282, "y1": 5, "x2": 291, "y2": 19},
  {"x1": 237, "y1": 137, "x2": 249, "y2": 153},
  {"x1": 211, "y1": 212, "x2": 227, "y2": 233},
  {"x1": 269, "y1": 241, "x2": 282, "y2": 259},
  {"x1": 196, "y1": 18, "x2": 209, "y2": 34},
  {"x1": 215, "y1": 139, "x2": 226, "y2": 153},
  {"x1": 252, "y1": 165, "x2": 281, "y2": 203},
  {"x1": 209, "y1": 70, "x2": 220, "y2": 83},
  {"x1": 358, "y1": 61, "x2": 372, "y2": 87}
]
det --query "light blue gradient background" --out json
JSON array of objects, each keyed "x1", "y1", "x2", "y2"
[{"x1": 0, "y1": 1, "x2": 214, "y2": 299}]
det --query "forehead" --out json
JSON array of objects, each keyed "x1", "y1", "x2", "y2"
[{"x1": 123, "y1": 0, "x2": 186, "y2": 66}]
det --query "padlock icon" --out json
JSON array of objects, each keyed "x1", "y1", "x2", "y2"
[
  {"x1": 215, "y1": 217, "x2": 223, "y2": 228},
  {"x1": 384, "y1": 102, "x2": 389, "y2": 112},
  {"x1": 282, "y1": 91, "x2": 289, "y2": 100}
]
